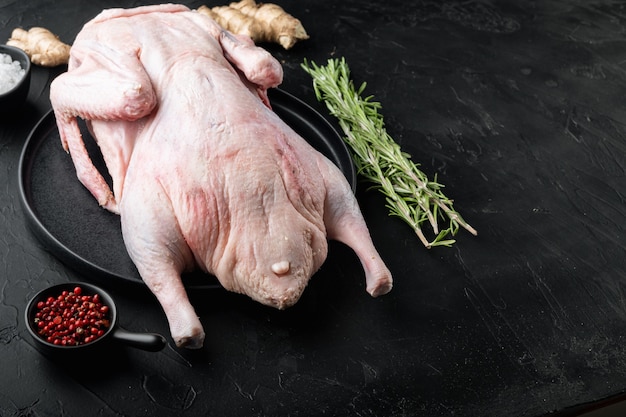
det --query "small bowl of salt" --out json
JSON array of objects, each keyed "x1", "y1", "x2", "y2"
[{"x1": 0, "y1": 44, "x2": 31, "y2": 117}]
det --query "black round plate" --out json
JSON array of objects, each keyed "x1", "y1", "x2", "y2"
[{"x1": 18, "y1": 88, "x2": 355, "y2": 290}]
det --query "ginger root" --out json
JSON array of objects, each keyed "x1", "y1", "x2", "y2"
[
  {"x1": 198, "y1": 0, "x2": 309, "y2": 50},
  {"x1": 7, "y1": 27, "x2": 70, "y2": 67}
]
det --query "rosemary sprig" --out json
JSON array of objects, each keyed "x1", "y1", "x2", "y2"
[{"x1": 301, "y1": 57, "x2": 477, "y2": 248}]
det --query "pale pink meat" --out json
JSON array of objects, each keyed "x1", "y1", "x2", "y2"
[{"x1": 50, "y1": 4, "x2": 392, "y2": 348}]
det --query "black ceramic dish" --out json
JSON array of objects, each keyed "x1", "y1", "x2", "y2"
[
  {"x1": 0, "y1": 45, "x2": 31, "y2": 116},
  {"x1": 25, "y1": 282, "x2": 167, "y2": 354},
  {"x1": 18, "y1": 88, "x2": 354, "y2": 290}
]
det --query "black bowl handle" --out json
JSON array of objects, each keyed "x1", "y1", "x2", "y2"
[{"x1": 111, "y1": 327, "x2": 167, "y2": 352}]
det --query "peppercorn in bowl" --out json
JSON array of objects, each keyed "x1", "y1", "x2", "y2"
[
  {"x1": 0, "y1": 44, "x2": 30, "y2": 117},
  {"x1": 25, "y1": 282, "x2": 167, "y2": 354}
]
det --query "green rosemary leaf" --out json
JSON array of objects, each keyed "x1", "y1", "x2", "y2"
[{"x1": 301, "y1": 57, "x2": 477, "y2": 248}]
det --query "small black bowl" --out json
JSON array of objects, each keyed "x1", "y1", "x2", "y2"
[
  {"x1": 0, "y1": 44, "x2": 31, "y2": 116},
  {"x1": 25, "y1": 282, "x2": 167, "y2": 355}
]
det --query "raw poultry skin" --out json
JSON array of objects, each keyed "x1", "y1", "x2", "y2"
[{"x1": 50, "y1": 4, "x2": 392, "y2": 348}]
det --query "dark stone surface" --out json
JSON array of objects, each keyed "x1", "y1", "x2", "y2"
[{"x1": 0, "y1": 1, "x2": 625, "y2": 416}]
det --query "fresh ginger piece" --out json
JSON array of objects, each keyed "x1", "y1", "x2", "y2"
[
  {"x1": 230, "y1": 0, "x2": 309, "y2": 49},
  {"x1": 198, "y1": 0, "x2": 309, "y2": 49},
  {"x1": 7, "y1": 27, "x2": 70, "y2": 67}
]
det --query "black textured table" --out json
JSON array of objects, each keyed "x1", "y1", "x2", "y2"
[{"x1": 1, "y1": 1, "x2": 625, "y2": 416}]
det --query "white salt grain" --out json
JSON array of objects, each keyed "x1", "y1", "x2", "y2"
[{"x1": 0, "y1": 53, "x2": 26, "y2": 94}]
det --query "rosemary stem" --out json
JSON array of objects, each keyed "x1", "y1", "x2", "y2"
[{"x1": 301, "y1": 57, "x2": 476, "y2": 248}]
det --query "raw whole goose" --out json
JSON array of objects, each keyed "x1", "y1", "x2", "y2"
[{"x1": 50, "y1": 4, "x2": 392, "y2": 348}]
